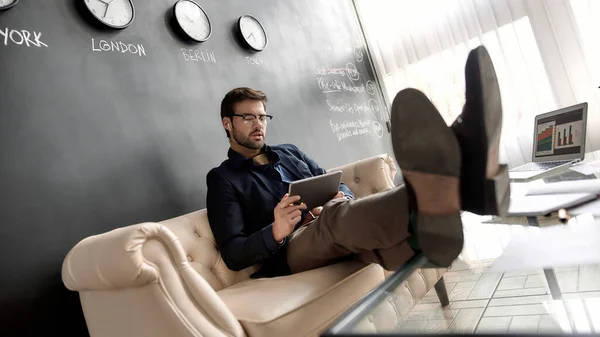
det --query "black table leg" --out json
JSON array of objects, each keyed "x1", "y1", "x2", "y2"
[{"x1": 434, "y1": 276, "x2": 450, "y2": 307}]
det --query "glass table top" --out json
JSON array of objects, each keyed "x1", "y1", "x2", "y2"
[{"x1": 325, "y1": 212, "x2": 600, "y2": 335}]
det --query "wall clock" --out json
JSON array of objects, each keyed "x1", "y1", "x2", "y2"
[
  {"x1": 0, "y1": 0, "x2": 19, "y2": 10},
  {"x1": 83, "y1": 0, "x2": 135, "y2": 29},
  {"x1": 237, "y1": 15, "x2": 268, "y2": 51},
  {"x1": 173, "y1": 0, "x2": 211, "y2": 42}
]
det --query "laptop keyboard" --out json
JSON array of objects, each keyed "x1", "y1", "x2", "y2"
[{"x1": 511, "y1": 160, "x2": 572, "y2": 172}]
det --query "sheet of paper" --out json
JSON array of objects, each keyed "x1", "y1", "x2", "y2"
[
  {"x1": 570, "y1": 161, "x2": 600, "y2": 175},
  {"x1": 525, "y1": 180, "x2": 600, "y2": 195},
  {"x1": 491, "y1": 218, "x2": 600, "y2": 272},
  {"x1": 508, "y1": 193, "x2": 596, "y2": 216}
]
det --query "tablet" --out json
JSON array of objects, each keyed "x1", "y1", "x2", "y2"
[{"x1": 288, "y1": 171, "x2": 343, "y2": 210}]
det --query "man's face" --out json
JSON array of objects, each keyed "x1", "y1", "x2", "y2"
[{"x1": 228, "y1": 99, "x2": 267, "y2": 150}]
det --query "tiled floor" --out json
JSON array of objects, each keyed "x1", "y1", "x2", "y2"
[
  {"x1": 397, "y1": 258, "x2": 600, "y2": 334},
  {"x1": 395, "y1": 214, "x2": 600, "y2": 334}
]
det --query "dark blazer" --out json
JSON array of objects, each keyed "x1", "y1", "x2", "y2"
[{"x1": 206, "y1": 143, "x2": 353, "y2": 277}]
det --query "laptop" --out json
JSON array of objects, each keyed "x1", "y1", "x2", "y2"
[{"x1": 509, "y1": 102, "x2": 588, "y2": 181}]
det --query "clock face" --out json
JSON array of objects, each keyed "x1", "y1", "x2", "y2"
[
  {"x1": 174, "y1": 0, "x2": 211, "y2": 42},
  {"x1": 83, "y1": 0, "x2": 135, "y2": 29},
  {"x1": 238, "y1": 15, "x2": 268, "y2": 51},
  {"x1": 0, "y1": 0, "x2": 19, "y2": 10}
]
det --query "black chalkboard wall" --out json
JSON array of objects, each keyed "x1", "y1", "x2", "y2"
[{"x1": 0, "y1": 0, "x2": 393, "y2": 336}]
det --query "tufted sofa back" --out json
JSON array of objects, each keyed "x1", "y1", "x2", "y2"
[
  {"x1": 328, "y1": 154, "x2": 397, "y2": 198},
  {"x1": 158, "y1": 154, "x2": 398, "y2": 291}
]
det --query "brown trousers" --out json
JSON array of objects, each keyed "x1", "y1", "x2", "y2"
[{"x1": 286, "y1": 185, "x2": 416, "y2": 274}]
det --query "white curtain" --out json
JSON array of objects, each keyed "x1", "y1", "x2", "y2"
[{"x1": 355, "y1": 0, "x2": 599, "y2": 168}]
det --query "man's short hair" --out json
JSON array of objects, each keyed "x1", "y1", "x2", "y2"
[{"x1": 220, "y1": 87, "x2": 268, "y2": 137}]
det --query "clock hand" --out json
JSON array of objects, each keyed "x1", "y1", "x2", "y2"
[
  {"x1": 247, "y1": 32, "x2": 255, "y2": 41},
  {"x1": 102, "y1": 0, "x2": 114, "y2": 18},
  {"x1": 183, "y1": 11, "x2": 193, "y2": 22}
]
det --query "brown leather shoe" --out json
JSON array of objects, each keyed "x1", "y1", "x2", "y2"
[
  {"x1": 391, "y1": 88, "x2": 464, "y2": 267},
  {"x1": 452, "y1": 46, "x2": 510, "y2": 216}
]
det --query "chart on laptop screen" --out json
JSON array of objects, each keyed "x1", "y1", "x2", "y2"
[
  {"x1": 534, "y1": 108, "x2": 584, "y2": 158},
  {"x1": 536, "y1": 121, "x2": 555, "y2": 156},
  {"x1": 555, "y1": 121, "x2": 583, "y2": 149}
]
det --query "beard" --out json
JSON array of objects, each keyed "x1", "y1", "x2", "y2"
[{"x1": 232, "y1": 126, "x2": 264, "y2": 150}]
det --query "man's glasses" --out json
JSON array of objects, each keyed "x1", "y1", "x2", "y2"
[{"x1": 232, "y1": 114, "x2": 273, "y2": 126}]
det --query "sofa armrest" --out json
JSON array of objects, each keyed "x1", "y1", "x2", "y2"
[
  {"x1": 62, "y1": 223, "x2": 245, "y2": 337},
  {"x1": 328, "y1": 154, "x2": 397, "y2": 199}
]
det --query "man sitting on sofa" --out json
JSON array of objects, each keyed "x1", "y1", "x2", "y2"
[{"x1": 206, "y1": 46, "x2": 510, "y2": 278}]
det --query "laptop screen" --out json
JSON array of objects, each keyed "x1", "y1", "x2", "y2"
[{"x1": 534, "y1": 107, "x2": 585, "y2": 159}]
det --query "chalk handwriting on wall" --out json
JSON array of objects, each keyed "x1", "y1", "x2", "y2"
[
  {"x1": 368, "y1": 99, "x2": 385, "y2": 121},
  {"x1": 92, "y1": 38, "x2": 146, "y2": 57},
  {"x1": 345, "y1": 63, "x2": 360, "y2": 82},
  {"x1": 317, "y1": 60, "x2": 386, "y2": 140},
  {"x1": 0, "y1": 27, "x2": 48, "y2": 48},
  {"x1": 317, "y1": 78, "x2": 365, "y2": 94},
  {"x1": 181, "y1": 48, "x2": 216, "y2": 63},
  {"x1": 315, "y1": 66, "x2": 351, "y2": 77},
  {"x1": 372, "y1": 121, "x2": 384, "y2": 138},
  {"x1": 326, "y1": 99, "x2": 375, "y2": 116},
  {"x1": 326, "y1": 100, "x2": 355, "y2": 114},
  {"x1": 366, "y1": 80, "x2": 376, "y2": 95},
  {"x1": 314, "y1": 63, "x2": 360, "y2": 82},
  {"x1": 246, "y1": 56, "x2": 269, "y2": 67},
  {"x1": 354, "y1": 47, "x2": 364, "y2": 62},
  {"x1": 330, "y1": 118, "x2": 371, "y2": 141}
]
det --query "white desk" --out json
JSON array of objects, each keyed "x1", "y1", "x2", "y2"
[
  {"x1": 506, "y1": 150, "x2": 600, "y2": 299},
  {"x1": 510, "y1": 151, "x2": 600, "y2": 216}
]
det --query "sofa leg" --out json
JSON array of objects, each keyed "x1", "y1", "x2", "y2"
[{"x1": 434, "y1": 276, "x2": 450, "y2": 307}]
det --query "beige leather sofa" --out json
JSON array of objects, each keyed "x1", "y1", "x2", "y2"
[{"x1": 62, "y1": 154, "x2": 447, "y2": 337}]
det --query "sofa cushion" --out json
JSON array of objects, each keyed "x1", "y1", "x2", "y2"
[{"x1": 217, "y1": 260, "x2": 386, "y2": 337}]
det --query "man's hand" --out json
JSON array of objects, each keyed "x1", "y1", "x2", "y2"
[
  {"x1": 272, "y1": 194, "x2": 307, "y2": 242},
  {"x1": 301, "y1": 191, "x2": 346, "y2": 222}
]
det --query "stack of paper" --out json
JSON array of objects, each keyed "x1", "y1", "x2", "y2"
[{"x1": 525, "y1": 179, "x2": 600, "y2": 196}]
